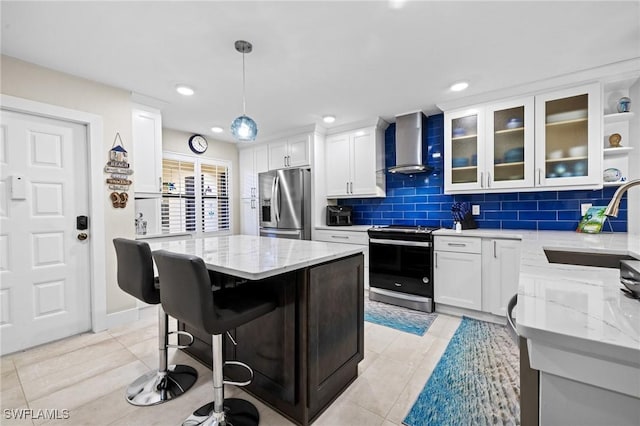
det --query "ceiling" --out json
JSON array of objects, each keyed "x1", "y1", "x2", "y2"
[{"x1": 2, "y1": 1, "x2": 639, "y2": 143}]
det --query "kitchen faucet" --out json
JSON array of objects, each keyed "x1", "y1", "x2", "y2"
[{"x1": 604, "y1": 179, "x2": 640, "y2": 217}]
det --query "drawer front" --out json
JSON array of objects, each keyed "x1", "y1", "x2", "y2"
[
  {"x1": 314, "y1": 229, "x2": 369, "y2": 245},
  {"x1": 434, "y1": 236, "x2": 481, "y2": 254}
]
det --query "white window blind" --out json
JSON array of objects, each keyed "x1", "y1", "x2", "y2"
[{"x1": 161, "y1": 154, "x2": 231, "y2": 235}]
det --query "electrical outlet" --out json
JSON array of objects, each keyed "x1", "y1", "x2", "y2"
[
  {"x1": 472, "y1": 204, "x2": 480, "y2": 215},
  {"x1": 581, "y1": 203, "x2": 592, "y2": 216}
]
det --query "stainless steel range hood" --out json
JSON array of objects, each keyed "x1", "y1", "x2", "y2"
[{"x1": 388, "y1": 112, "x2": 431, "y2": 174}]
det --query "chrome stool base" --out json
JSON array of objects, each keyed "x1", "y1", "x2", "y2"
[
  {"x1": 182, "y1": 398, "x2": 259, "y2": 426},
  {"x1": 125, "y1": 364, "x2": 198, "y2": 406}
]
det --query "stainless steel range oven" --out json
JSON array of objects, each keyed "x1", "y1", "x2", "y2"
[{"x1": 367, "y1": 225, "x2": 437, "y2": 312}]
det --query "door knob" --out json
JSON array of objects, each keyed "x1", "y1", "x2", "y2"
[{"x1": 77, "y1": 233, "x2": 88, "y2": 241}]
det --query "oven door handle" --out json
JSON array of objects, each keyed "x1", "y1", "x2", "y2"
[{"x1": 369, "y1": 238, "x2": 431, "y2": 248}]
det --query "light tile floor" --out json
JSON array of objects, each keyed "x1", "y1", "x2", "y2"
[{"x1": 1, "y1": 308, "x2": 461, "y2": 426}]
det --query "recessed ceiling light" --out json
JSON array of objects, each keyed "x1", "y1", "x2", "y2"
[
  {"x1": 176, "y1": 85, "x2": 195, "y2": 96},
  {"x1": 450, "y1": 81, "x2": 469, "y2": 92},
  {"x1": 388, "y1": 0, "x2": 406, "y2": 10},
  {"x1": 211, "y1": 126, "x2": 224, "y2": 133},
  {"x1": 322, "y1": 115, "x2": 336, "y2": 124}
]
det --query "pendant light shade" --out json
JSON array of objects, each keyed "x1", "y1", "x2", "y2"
[
  {"x1": 231, "y1": 40, "x2": 258, "y2": 141},
  {"x1": 231, "y1": 115, "x2": 258, "y2": 141}
]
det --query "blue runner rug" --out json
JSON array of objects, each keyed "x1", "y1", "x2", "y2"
[
  {"x1": 364, "y1": 298, "x2": 437, "y2": 336},
  {"x1": 403, "y1": 316, "x2": 520, "y2": 426}
]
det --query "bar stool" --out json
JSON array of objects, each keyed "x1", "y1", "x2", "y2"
[
  {"x1": 113, "y1": 238, "x2": 198, "y2": 406},
  {"x1": 152, "y1": 250, "x2": 277, "y2": 426}
]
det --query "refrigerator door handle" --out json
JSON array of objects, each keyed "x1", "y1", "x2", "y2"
[{"x1": 274, "y1": 174, "x2": 281, "y2": 222}]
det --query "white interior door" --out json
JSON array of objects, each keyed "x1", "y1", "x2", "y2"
[{"x1": 0, "y1": 110, "x2": 91, "y2": 355}]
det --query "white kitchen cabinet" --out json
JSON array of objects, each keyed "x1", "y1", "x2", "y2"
[
  {"x1": 445, "y1": 83, "x2": 602, "y2": 193},
  {"x1": 445, "y1": 97, "x2": 534, "y2": 192},
  {"x1": 239, "y1": 145, "x2": 268, "y2": 198},
  {"x1": 534, "y1": 83, "x2": 601, "y2": 188},
  {"x1": 132, "y1": 106, "x2": 163, "y2": 196},
  {"x1": 240, "y1": 198, "x2": 259, "y2": 235},
  {"x1": 325, "y1": 124, "x2": 386, "y2": 198},
  {"x1": 239, "y1": 144, "x2": 268, "y2": 235},
  {"x1": 482, "y1": 238, "x2": 521, "y2": 317},
  {"x1": 486, "y1": 98, "x2": 535, "y2": 190},
  {"x1": 268, "y1": 134, "x2": 310, "y2": 170},
  {"x1": 314, "y1": 228, "x2": 369, "y2": 288},
  {"x1": 444, "y1": 107, "x2": 485, "y2": 192},
  {"x1": 434, "y1": 236, "x2": 482, "y2": 310},
  {"x1": 434, "y1": 234, "x2": 521, "y2": 317}
]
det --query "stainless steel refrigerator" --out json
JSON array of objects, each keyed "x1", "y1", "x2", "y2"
[{"x1": 259, "y1": 168, "x2": 311, "y2": 240}]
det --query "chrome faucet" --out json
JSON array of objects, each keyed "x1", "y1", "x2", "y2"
[{"x1": 604, "y1": 179, "x2": 640, "y2": 217}]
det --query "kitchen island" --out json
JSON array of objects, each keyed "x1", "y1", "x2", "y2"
[{"x1": 149, "y1": 235, "x2": 365, "y2": 426}]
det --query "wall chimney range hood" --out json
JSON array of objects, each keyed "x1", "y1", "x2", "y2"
[{"x1": 388, "y1": 112, "x2": 431, "y2": 174}]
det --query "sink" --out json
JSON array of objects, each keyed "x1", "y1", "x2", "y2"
[{"x1": 544, "y1": 249, "x2": 636, "y2": 269}]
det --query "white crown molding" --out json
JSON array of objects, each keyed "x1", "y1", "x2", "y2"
[
  {"x1": 437, "y1": 58, "x2": 640, "y2": 112},
  {"x1": 325, "y1": 117, "x2": 390, "y2": 135}
]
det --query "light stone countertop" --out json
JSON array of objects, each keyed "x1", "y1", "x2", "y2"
[
  {"x1": 434, "y1": 228, "x2": 640, "y2": 366},
  {"x1": 149, "y1": 234, "x2": 364, "y2": 281}
]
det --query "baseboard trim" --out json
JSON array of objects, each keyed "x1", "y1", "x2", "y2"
[
  {"x1": 435, "y1": 304, "x2": 506, "y2": 325},
  {"x1": 106, "y1": 307, "x2": 139, "y2": 329}
]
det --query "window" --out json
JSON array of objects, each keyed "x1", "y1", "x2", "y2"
[{"x1": 161, "y1": 153, "x2": 231, "y2": 235}]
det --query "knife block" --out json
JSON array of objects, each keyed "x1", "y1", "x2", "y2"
[{"x1": 459, "y1": 211, "x2": 478, "y2": 230}]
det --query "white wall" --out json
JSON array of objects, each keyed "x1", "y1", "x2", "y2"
[
  {"x1": 162, "y1": 128, "x2": 240, "y2": 234},
  {"x1": 1, "y1": 56, "x2": 245, "y2": 315},
  {"x1": 1, "y1": 55, "x2": 136, "y2": 314}
]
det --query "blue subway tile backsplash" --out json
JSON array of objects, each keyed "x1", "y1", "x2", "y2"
[{"x1": 338, "y1": 114, "x2": 627, "y2": 232}]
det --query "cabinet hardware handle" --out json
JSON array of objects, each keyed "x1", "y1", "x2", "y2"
[
  {"x1": 287, "y1": 155, "x2": 291, "y2": 167},
  {"x1": 493, "y1": 240, "x2": 497, "y2": 258},
  {"x1": 251, "y1": 199, "x2": 255, "y2": 209},
  {"x1": 350, "y1": 182, "x2": 354, "y2": 194},
  {"x1": 537, "y1": 168, "x2": 541, "y2": 185},
  {"x1": 447, "y1": 242, "x2": 466, "y2": 247},
  {"x1": 159, "y1": 177, "x2": 162, "y2": 192},
  {"x1": 480, "y1": 172, "x2": 484, "y2": 188},
  {"x1": 487, "y1": 172, "x2": 491, "y2": 188},
  {"x1": 346, "y1": 182, "x2": 349, "y2": 194},
  {"x1": 331, "y1": 235, "x2": 349, "y2": 239},
  {"x1": 435, "y1": 252, "x2": 438, "y2": 268}
]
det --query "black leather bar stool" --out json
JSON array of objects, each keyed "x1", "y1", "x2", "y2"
[
  {"x1": 152, "y1": 250, "x2": 277, "y2": 426},
  {"x1": 113, "y1": 238, "x2": 198, "y2": 406}
]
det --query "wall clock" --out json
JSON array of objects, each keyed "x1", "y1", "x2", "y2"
[{"x1": 188, "y1": 134, "x2": 208, "y2": 154}]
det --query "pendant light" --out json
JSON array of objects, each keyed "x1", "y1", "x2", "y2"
[{"x1": 230, "y1": 40, "x2": 258, "y2": 141}]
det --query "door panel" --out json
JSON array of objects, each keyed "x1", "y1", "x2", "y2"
[
  {"x1": 0, "y1": 110, "x2": 90, "y2": 355},
  {"x1": 275, "y1": 169, "x2": 303, "y2": 230},
  {"x1": 325, "y1": 134, "x2": 350, "y2": 197},
  {"x1": 351, "y1": 130, "x2": 375, "y2": 195},
  {"x1": 287, "y1": 135, "x2": 310, "y2": 167},
  {"x1": 258, "y1": 170, "x2": 277, "y2": 228}
]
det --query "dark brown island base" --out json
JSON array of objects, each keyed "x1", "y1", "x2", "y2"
[{"x1": 178, "y1": 253, "x2": 364, "y2": 426}]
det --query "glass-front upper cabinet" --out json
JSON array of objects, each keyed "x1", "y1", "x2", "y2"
[
  {"x1": 444, "y1": 108, "x2": 485, "y2": 191},
  {"x1": 534, "y1": 83, "x2": 601, "y2": 187},
  {"x1": 486, "y1": 97, "x2": 535, "y2": 190}
]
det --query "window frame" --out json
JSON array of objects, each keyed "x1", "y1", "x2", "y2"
[{"x1": 161, "y1": 151, "x2": 233, "y2": 237}]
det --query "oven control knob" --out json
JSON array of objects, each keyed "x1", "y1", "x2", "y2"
[{"x1": 422, "y1": 277, "x2": 429, "y2": 284}]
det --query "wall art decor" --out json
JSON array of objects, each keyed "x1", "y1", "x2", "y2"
[{"x1": 104, "y1": 132, "x2": 133, "y2": 207}]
